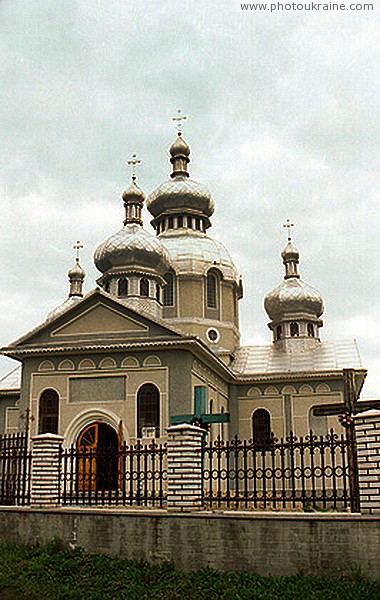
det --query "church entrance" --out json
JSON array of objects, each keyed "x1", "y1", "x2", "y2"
[{"x1": 77, "y1": 422, "x2": 119, "y2": 492}]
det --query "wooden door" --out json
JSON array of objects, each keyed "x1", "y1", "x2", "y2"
[{"x1": 77, "y1": 423, "x2": 98, "y2": 492}]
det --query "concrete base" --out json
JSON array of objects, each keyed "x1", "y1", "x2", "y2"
[{"x1": 0, "y1": 508, "x2": 379, "y2": 579}]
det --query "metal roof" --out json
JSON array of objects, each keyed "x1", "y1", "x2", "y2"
[{"x1": 231, "y1": 340, "x2": 363, "y2": 376}]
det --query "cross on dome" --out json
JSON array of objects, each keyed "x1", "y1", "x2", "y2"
[
  {"x1": 283, "y1": 219, "x2": 294, "y2": 242},
  {"x1": 172, "y1": 109, "x2": 187, "y2": 133},
  {"x1": 127, "y1": 153, "x2": 141, "y2": 181},
  {"x1": 73, "y1": 241, "x2": 83, "y2": 262}
]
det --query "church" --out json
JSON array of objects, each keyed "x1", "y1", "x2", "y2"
[{"x1": 0, "y1": 119, "x2": 367, "y2": 454}]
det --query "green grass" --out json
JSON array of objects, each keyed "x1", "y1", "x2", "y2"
[{"x1": 0, "y1": 541, "x2": 378, "y2": 600}]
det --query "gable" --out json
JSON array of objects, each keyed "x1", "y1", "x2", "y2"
[{"x1": 51, "y1": 304, "x2": 148, "y2": 338}]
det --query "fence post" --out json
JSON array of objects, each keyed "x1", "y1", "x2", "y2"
[
  {"x1": 354, "y1": 410, "x2": 380, "y2": 514},
  {"x1": 30, "y1": 433, "x2": 64, "y2": 507},
  {"x1": 166, "y1": 424, "x2": 205, "y2": 512}
]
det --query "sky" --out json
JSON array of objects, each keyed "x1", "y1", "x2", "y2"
[{"x1": 0, "y1": 0, "x2": 379, "y2": 397}]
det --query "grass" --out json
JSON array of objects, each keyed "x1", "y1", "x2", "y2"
[{"x1": 0, "y1": 541, "x2": 378, "y2": 599}]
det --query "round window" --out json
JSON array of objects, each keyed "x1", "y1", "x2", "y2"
[{"x1": 206, "y1": 327, "x2": 220, "y2": 343}]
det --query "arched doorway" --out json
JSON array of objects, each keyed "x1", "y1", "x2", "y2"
[{"x1": 77, "y1": 422, "x2": 119, "y2": 492}]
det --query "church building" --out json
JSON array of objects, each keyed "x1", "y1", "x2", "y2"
[{"x1": 0, "y1": 120, "x2": 367, "y2": 454}]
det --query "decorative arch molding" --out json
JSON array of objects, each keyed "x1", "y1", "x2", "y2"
[
  {"x1": 143, "y1": 355, "x2": 162, "y2": 367},
  {"x1": 316, "y1": 383, "x2": 331, "y2": 393},
  {"x1": 264, "y1": 386, "x2": 279, "y2": 396},
  {"x1": 38, "y1": 360, "x2": 55, "y2": 372},
  {"x1": 247, "y1": 387, "x2": 262, "y2": 397},
  {"x1": 299, "y1": 384, "x2": 314, "y2": 394},
  {"x1": 63, "y1": 408, "x2": 130, "y2": 448},
  {"x1": 282, "y1": 385, "x2": 296, "y2": 395},
  {"x1": 58, "y1": 359, "x2": 75, "y2": 371},
  {"x1": 78, "y1": 358, "x2": 96, "y2": 371},
  {"x1": 99, "y1": 357, "x2": 117, "y2": 370},
  {"x1": 121, "y1": 356, "x2": 139, "y2": 368}
]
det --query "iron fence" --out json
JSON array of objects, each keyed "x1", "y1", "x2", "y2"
[
  {"x1": 202, "y1": 429, "x2": 357, "y2": 511},
  {"x1": 59, "y1": 440, "x2": 167, "y2": 507},
  {"x1": 0, "y1": 433, "x2": 31, "y2": 506}
]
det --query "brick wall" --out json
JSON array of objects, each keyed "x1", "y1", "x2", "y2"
[{"x1": 355, "y1": 410, "x2": 380, "y2": 514}]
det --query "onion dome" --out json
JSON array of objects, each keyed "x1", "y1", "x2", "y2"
[
  {"x1": 264, "y1": 278, "x2": 324, "y2": 322},
  {"x1": 265, "y1": 239, "x2": 324, "y2": 320},
  {"x1": 94, "y1": 224, "x2": 171, "y2": 276},
  {"x1": 94, "y1": 170, "x2": 171, "y2": 278},
  {"x1": 46, "y1": 248, "x2": 86, "y2": 321},
  {"x1": 146, "y1": 132, "x2": 214, "y2": 222},
  {"x1": 264, "y1": 232, "x2": 324, "y2": 344}
]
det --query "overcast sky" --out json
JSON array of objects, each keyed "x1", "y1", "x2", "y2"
[{"x1": 0, "y1": 0, "x2": 379, "y2": 397}]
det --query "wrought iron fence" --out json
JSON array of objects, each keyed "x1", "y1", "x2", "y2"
[
  {"x1": 0, "y1": 433, "x2": 31, "y2": 506},
  {"x1": 202, "y1": 430, "x2": 357, "y2": 511},
  {"x1": 59, "y1": 440, "x2": 167, "y2": 507}
]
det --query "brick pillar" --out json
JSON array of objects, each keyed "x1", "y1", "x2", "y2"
[
  {"x1": 166, "y1": 424, "x2": 205, "y2": 512},
  {"x1": 354, "y1": 410, "x2": 380, "y2": 514},
  {"x1": 31, "y1": 433, "x2": 64, "y2": 507}
]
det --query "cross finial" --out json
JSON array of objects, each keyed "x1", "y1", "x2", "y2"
[
  {"x1": 73, "y1": 240, "x2": 83, "y2": 262},
  {"x1": 283, "y1": 219, "x2": 294, "y2": 242},
  {"x1": 127, "y1": 153, "x2": 141, "y2": 181},
  {"x1": 172, "y1": 108, "x2": 187, "y2": 133}
]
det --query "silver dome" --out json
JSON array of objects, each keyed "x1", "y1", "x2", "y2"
[
  {"x1": 264, "y1": 278, "x2": 324, "y2": 322},
  {"x1": 160, "y1": 231, "x2": 239, "y2": 281},
  {"x1": 147, "y1": 176, "x2": 215, "y2": 218},
  {"x1": 94, "y1": 224, "x2": 171, "y2": 276}
]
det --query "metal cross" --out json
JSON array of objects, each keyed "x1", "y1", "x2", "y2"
[
  {"x1": 172, "y1": 109, "x2": 187, "y2": 132},
  {"x1": 127, "y1": 153, "x2": 141, "y2": 180},
  {"x1": 73, "y1": 240, "x2": 83, "y2": 262},
  {"x1": 283, "y1": 219, "x2": 294, "y2": 241}
]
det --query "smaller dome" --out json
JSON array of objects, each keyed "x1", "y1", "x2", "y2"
[
  {"x1": 122, "y1": 180, "x2": 145, "y2": 203},
  {"x1": 170, "y1": 133, "x2": 190, "y2": 157},
  {"x1": 264, "y1": 278, "x2": 324, "y2": 322},
  {"x1": 94, "y1": 224, "x2": 171, "y2": 276},
  {"x1": 68, "y1": 259, "x2": 86, "y2": 280},
  {"x1": 282, "y1": 240, "x2": 299, "y2": 262}
]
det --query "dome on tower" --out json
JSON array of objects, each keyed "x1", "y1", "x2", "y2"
[
  {"x1": 146, "y1": 132, "x2": 214, "y2": 219},
  {"x1": 94, "y1": 224, "x2": 171, "y2": 276},
  {"x1": 147, "y1": 178, "x2": 214, "y2": 219},
  {"x1": 264, "y1": 234, "x2": 324, "y2": 325},
  {"x1": 264, "y1": 279, "x2": 324, "y2": 321}
]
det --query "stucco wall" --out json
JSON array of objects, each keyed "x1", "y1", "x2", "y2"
[{"x1": 0, "y1": 508, "x2": 379, "y2": 579}]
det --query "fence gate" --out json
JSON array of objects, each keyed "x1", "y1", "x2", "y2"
[
  {"x1": 0, "y1": 433, "x2": 31, "y2": 506},
  {"x1": 202, "y1": 429, "x2": 359, "y2": 511}
]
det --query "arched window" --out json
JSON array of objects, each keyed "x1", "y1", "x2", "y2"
[
  {"x1": 276, "y1": 325, "x2": 282, "y2": 340},
  {"x1": 187, "y1": 216, "x2": 193, "y2": 229},
  {"x1": 290, "y1": 322, "x2": 299, "y2": 337},
  {"x1": 137, "y1": 383, "x2": 160, "y2": 437},
  {"x1": 195, "y1": 218, "x2": 201, "y2": 230},
  {"x1": 168, "y1": 216, "x2": 174, "y2": 229},
  {"x1": 104, "y1": 281, "x2": 110, "y2": 293},
  {"x1": 38, "y1": 389, "x2": 59, "y2": 434},
  {"x1": 163, "y1": 272, "x2": 174, "y2": 306},
  {"x1": 155, "y1": 284, "x2": 160, "y2": 302},
  {"x1": 118, "y1": 278, "x2": 128, "y2": 297},
  {"x1": 206, "y1": 272, "x2": 217, "y2": 309},
  {"x1": 140, "y1": 278, "x2": 149, "y2": 297},
  {"x1": 177, "y1": 216, "x2": 183, "y2": 228},
  {"x1": 252, "y1": 409, "x2": 271, "y2": 450},
  {"x1": 307, "y1": 323, "x2": 315, "y2": 337}
]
